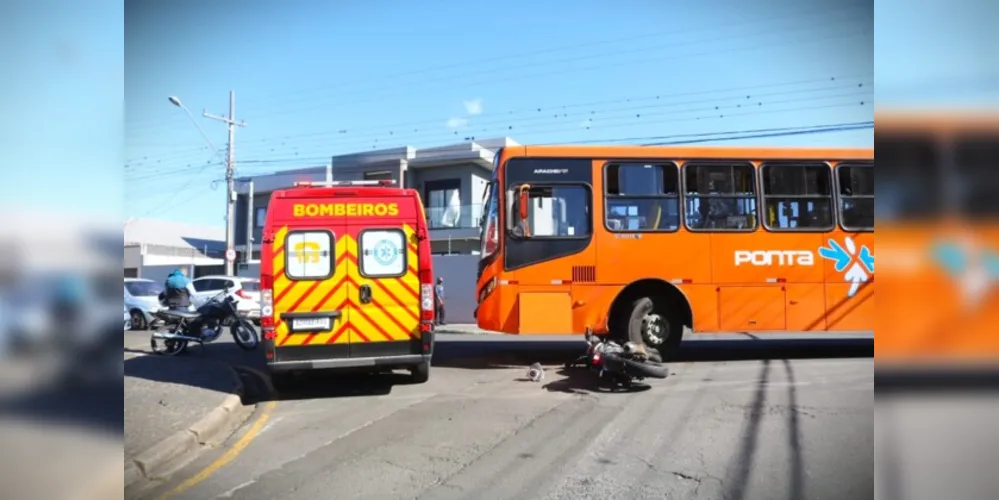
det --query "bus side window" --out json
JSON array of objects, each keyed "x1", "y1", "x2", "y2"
[
  {"x1": 761, "y1": 162, "x2": 835, "y2": 231},
  {"x1": 836, "y1": 162, "x2": 874, "y2": 231},
  {"x1": 683, "y1": 162, "x2": 758, "y2": 231},
  {"x1": 604, "y1": 163, "x2": 680, "y2": 232}
]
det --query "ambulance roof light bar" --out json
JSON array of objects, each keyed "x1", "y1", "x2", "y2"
[{"x1": 293, "y1": 179, "x2": 397, "y2": 188}]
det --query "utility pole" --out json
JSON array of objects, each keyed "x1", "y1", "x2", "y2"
[{"x1": 203, "y1": 90, "x2": 246, "y2": 276}]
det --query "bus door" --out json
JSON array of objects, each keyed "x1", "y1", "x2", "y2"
[{"x1": 505, "y1": 159, "x2": 596, "y2": 333}]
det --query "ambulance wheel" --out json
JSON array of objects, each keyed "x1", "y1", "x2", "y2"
[{"x1": 410, "y1": 362, "x2": 430, "y2": 384}]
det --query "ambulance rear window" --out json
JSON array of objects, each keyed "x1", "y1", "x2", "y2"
[
  {"x1": 285, "y1": 230, "x2": 335, "y2": 280},
  {"x1": 358, "y1": 228, "x2": 407, "y2": 278}
]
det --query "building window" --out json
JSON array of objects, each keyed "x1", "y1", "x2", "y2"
[
  {"x1": 255, "y1": 207, "x2": 266, "y2": 228},
  {"x1": 605, "y1": 163, "x2": 680, "y2": 231},
  {"x1": 836, "y1": 163, "x2": 874, "y2": 231},
  {"x1": 425, "y1": 179, "x2": 462, "y2": 228},
  {"x1": 510, "y1": 185, "x2": 591, "y2": 238},
  {"x1": 285, "y1": 230, "x2": 334, "y2": 280},
  {"x1": 683, "y1": 162, "x2": 758, "y2": 231},
  {"x1": 761, "y1": 162, "x2": 835, "y2": 231}
]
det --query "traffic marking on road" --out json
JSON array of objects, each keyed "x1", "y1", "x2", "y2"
[{"x1": 157, "y1": 401, "x2": 277, "y2": 500}]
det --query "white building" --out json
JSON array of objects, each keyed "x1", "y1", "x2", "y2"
[
  {"x1": 232, "y1": 137, "x2": 519, "y2": 260},
  {"x1": 123, "y1": 218, "x2": 226, "y2": 282}
]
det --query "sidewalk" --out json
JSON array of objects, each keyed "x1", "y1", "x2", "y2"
[
  {"x1": 123, "y1": 336, "x2": 254, "y2": 494},
  {"x1": 434, "y1": 323, "x2": 496, "y2": 335}
]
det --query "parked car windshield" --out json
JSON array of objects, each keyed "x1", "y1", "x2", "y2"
[
  {"x1": 126, "y1": 280, "x2": 163, "y2": 297},
  {"x1": 240, "y1": 280, "x2": 260, "y2": 292}
]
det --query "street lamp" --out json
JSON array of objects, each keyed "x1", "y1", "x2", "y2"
[
  {"x1": 168, "y1": 96, "x2": 220, "y2": 154},
  {"x1": 168, "y1": 92, "x2": 245, "y2": 276}
]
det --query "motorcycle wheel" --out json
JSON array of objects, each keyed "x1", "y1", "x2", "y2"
[
  {"x1": 231, "y1": 319, "x2": 259, "y2": 351},
  {"x1": 622, "y1": 358, "x2": 669, "y2": 379},
  {"x1": 150, "y1": 331, "x2": 187, "y2": 356}
]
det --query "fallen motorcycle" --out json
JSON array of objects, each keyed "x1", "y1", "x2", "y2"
[
  {"x1": 149, "y1": 288, "x2": 259, "y2": 356},
  {"x1": 565, "y1": 329, "x2": 669, "y2": 390}
]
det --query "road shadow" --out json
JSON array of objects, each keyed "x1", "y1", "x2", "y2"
[
  {"x1": 124, "y1": 340, "x2": 265, "y2": 405},
  {"x1": 540, "y1": 367, "x2": 654, "y2": 394},
  {"x1": 254, "y1": 370, "x2": 416, "y2": 403},
  {"x1": 431, "y1": 336, "x2": 874, "y2": 370}
]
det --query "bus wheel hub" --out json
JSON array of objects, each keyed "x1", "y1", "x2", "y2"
[{"x1": 642, "y1": 314, "x2": 667, "y2": 346}]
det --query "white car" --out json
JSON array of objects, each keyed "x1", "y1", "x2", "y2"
[
  {"x1": 124, "y1": 278, "x2": 165, "y2": 330},
  {"x1": 190, "y1": 275, "x2": 261, "y2": 323}
]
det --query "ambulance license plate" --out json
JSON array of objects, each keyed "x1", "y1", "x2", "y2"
[{"x1": 292, "y1": 317, "x2": 332, "y2": 331}]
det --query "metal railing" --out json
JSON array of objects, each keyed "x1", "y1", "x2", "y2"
[
  {"x1": 424, "y1": 203, "x2": 483, "y2": 230},
  {"x1": 235, "y1": 204, "x2": 485, "y2": 240}
]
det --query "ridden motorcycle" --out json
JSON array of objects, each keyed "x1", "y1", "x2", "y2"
[
  {"x1": 150, "y1": 287, "x2": 259, "y2": 356},
  {"x1": 565, "y1": 329, "x2": 669, "y2": 390}
]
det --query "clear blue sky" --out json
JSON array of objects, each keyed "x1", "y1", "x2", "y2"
[
  {"x1": 121, "y1": 0, "x2": 878, "y2": 227},
  {"x1": 1, "y1": 0, "x2": 122, "y2": 219}
]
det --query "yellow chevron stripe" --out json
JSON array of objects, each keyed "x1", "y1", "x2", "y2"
[
  {"x1": 273, "y1": 233, "x2": 347, "y2": 347},
  {"x1": 348, "y1": 301, "x2": 410, "y2": 342},
  {"x1": 272, "y1": 226, "x2": 289, "y2": 285},
  {"x1": 281, "y1": 266, "x2": 351, "y2": 347},
  {"x1": 272, "y1": 224, "x2": 423, "y2": 347},
  {"x1": 342, "y1": 233, "x2": 419, "y2": 342}
]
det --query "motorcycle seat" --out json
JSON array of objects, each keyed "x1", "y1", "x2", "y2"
[{"x1": 159, "y1": 309, "x2": 200, "y2": 320}]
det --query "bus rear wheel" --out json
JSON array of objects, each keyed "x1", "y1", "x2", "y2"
[{"x1": 624, "y1": 296, "x2": 681, "y2": 360}]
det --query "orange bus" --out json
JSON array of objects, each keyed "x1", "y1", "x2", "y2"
[
  {"x1": 875, "y1": 111, "x2": 999, "y2": 367},
  {"x1": 474, "y1": 145, "x2": 874, "y2": 358}
]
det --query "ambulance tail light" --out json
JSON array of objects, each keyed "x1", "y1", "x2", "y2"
[
  {"x1": 418, "y1": 263, "x2": 433, "y2": 322},
  {"x1": 260, "y1": 275, "x2": 275, "y2": 339}
]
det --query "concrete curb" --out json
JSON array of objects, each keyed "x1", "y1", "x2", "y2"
[
  {"x1": 434, "y1": 326, "x2": 497, "y2": 335},
  {"x1": 124, "y1": 365, "x2": 255, "y2": 494}
]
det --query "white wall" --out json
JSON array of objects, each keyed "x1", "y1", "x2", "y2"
[{"x1": 142, "y1": 253, "x2": 223, "y2": 267}]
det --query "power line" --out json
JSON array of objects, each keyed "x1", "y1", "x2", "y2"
[
  {"x1": 126, "y1": 96, "x2": 871, "y2": 183},
  {"x1": 125, "y1": 121, "x2": 873, "y2": 214},
  {"x1": 240, "y1": 4, "x2": 869, "y2": 116},
  {"x1": 233, "y1": 85, "x2": 871, "y2": 159},
  {"x1": 237, "y1": 4, "x2": 867, "y2": 108},
  {"x1": 241, "y1": 23, "x2": 871, "y2": 123},
  {"x1": 125, "y1": 96, "x2": 871, "y2": 183},
  {"x1": 125, "y1": 10, "x2": 871, "y2": 134},
  {"x1": 224, "y1": 121, "x2": 878, "y2": 169},
  {"x1": 126, "y1": 76, "x2": 870, "y2": 168}
]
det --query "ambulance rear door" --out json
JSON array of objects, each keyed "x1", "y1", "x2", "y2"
[
  {"x1": 270, "y1": 199, "x2": 351, "y2": 361},
  {"x1": 344, "y1": 195, "x2": 422, "y2": 359}
]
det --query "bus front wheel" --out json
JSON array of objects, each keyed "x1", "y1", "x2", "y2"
[{"x1": 624, "y1": 296, "x2": 681, "y2": 360}]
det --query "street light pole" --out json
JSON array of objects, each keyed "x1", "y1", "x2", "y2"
[{"x1": 203, "y1": 90, "x2": 246, "y2": 276}]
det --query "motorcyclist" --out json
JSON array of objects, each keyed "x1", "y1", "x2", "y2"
[{"x1": 161, "y1": 268, "x2": 197, "y2": 311}]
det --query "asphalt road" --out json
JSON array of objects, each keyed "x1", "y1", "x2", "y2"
[{"x1": 128, "y1": 331, "x2": 874, "y2": 500}]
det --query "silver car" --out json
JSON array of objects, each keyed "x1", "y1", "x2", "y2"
[{"x1": 124, "y1": 278, "x2": 164, "y2": 330}]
